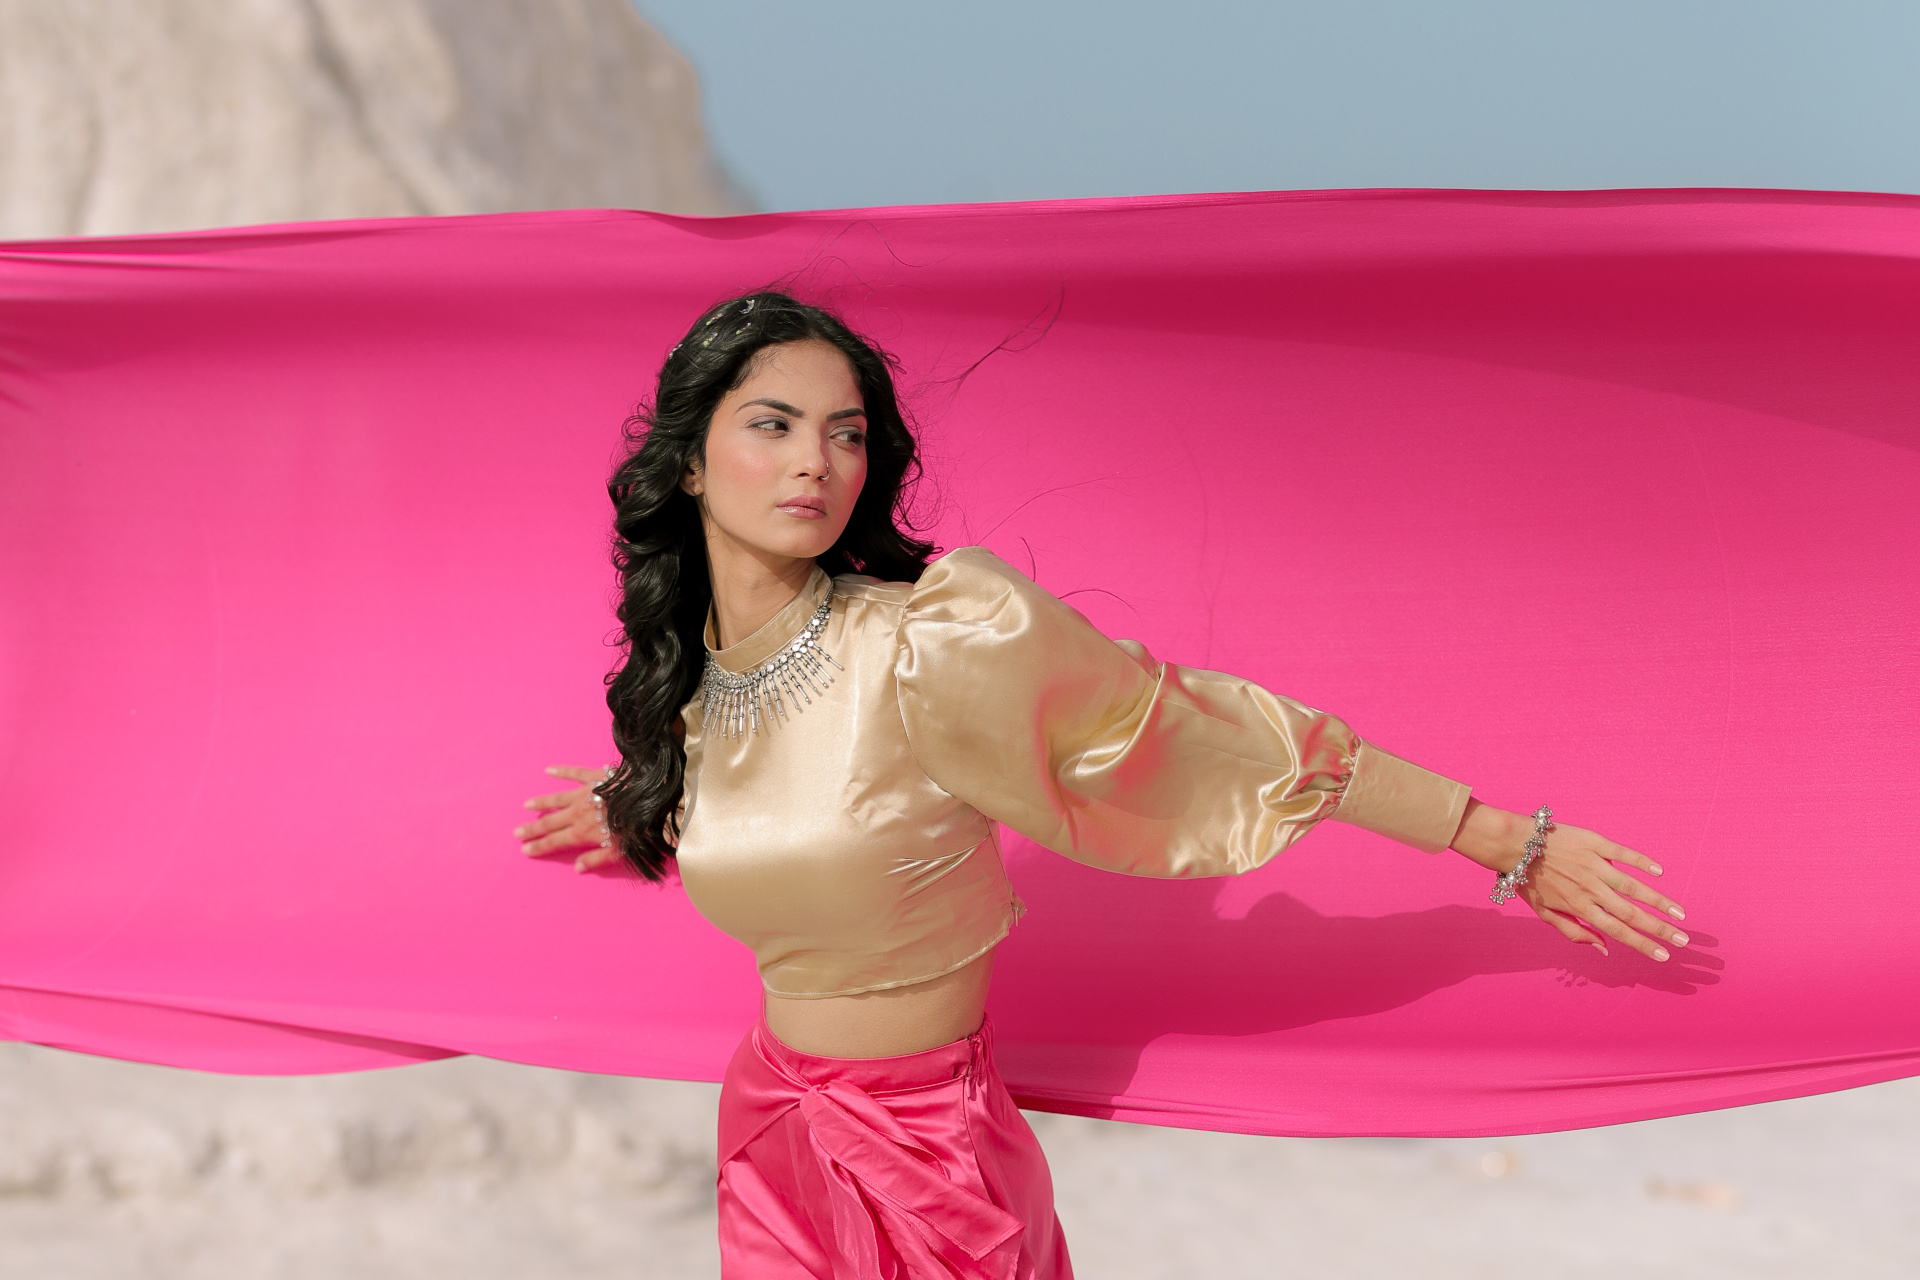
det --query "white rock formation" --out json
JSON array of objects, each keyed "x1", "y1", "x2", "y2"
[{"x1": 0, "y1": 0, "x2": 747, "y2": 238}]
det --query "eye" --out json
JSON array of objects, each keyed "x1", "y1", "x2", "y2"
[
  {"x1": 833, "y1": 426, "x2": 868, "y2": 446},
  {"x1": 748, "y1": 417, "x2": 788, "y2": 434}
]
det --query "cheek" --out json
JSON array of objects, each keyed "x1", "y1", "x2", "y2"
[
  {"x1": 829, "y1": 463, "x2": 869, "y2": 531},
  {"x1": 838, "y1": 455, "x2": 870, "y2": 502},
  {"x1": 704, "y1": 435, "x2": 779, "y2": 508}
]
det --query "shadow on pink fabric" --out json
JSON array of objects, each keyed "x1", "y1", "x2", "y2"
[{"x1": 1, "y1": 188, "x2": 1916, "y2": 1137}]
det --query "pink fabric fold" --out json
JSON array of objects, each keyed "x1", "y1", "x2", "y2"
[
  {"x1": 717, "y1": 1020, "x2": 1058, "y2": 1279},
  {"x1": 2, "y1": 188, "x2": 1918, "y2": 1136}
]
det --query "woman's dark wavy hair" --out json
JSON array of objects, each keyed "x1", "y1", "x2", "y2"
[{"x1": 595, "y1": 290, "x2": 935, "y2": 880}]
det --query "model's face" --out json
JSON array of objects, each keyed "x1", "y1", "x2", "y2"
[{"x1": 684, "y1": 339, "x2": 870, "y2": 565}]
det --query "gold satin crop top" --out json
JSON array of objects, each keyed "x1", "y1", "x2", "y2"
[{"x1": 673, "y1": 547, "x2": 1472, "y2": 999}]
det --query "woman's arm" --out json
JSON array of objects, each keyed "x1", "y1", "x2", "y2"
[
  {"x1": 1448, "y1": 798, "x2": 1686, "y2": 961},
  {"x1": 896, "y1": 547, "x2": 1689, "y2": 962},
  {"x1": 518, "y1": 720, "x2": 686, "y2": 873},
  {"x1": 515, "y1": 764, "x2": 623, "y2": 872}
]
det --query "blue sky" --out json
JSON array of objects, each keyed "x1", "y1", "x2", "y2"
[{"x1": 635, "y1": 1, "x2": 1920, "y2": 211}]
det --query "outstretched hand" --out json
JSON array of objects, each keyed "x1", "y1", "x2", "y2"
[
  {"x1": 515, "y1": 765, "x2": 622, "y2": 873},
  {"x1": 1452, "y1": 799, "x2": 1688, "y2": 961}
]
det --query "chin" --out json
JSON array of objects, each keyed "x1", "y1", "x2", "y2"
[{"x1": 758, "y1": 522, "x2": 846, "y2": 562}]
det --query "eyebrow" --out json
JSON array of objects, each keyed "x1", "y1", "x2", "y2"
[{"x1": 741, "y1": 397, "x2": 866, "y2": 421}]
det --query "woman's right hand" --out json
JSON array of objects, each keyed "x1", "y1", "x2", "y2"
[
  {"x1": 515, "y1": 765, "x2": 622, "y2": 872},
  {"x1": 1451, "y1": 798, "x2": 1686, "y2": 961}
]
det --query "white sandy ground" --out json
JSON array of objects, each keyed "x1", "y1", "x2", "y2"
[{"x1": 1, "y1": 1041, "x2": 1915, "y2": 1279}]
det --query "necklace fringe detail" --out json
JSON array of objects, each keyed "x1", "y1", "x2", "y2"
[{"x1": 700, "y1": 588, "x2": 843, "y2": 739}]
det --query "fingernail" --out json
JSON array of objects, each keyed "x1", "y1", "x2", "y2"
[
  {"x1": 1668, "y1": 905, "x2": 1685, "y2": 920},
  {"x1": 512, "y1": 826, "x2": 526, "y2": 838},
  {"x1": 545, "y1": 767, "x2": 558, "y2": 775},
  {"x1": 1651, "y1": 864, "x2": 1664, "y2": 875},
  {"x1": 1653, "y1": 947, "x2": 1670, "y2": 962},
  {"x1": 1672, "y1": 932, "x2": 1689, "y2": 947},
  {"x1": 574, "y1": 861, "x2": 587, "y2": 873},
  {"x1": 1595, "y1": 945, "x2": 1609, "y2": 957},
  {"x1": 520, "y1": 843, "x2": 533, "y2": 855}
]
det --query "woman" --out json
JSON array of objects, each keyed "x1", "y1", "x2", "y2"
[{"x1": 514, "y1": 291, "x2": 1688, "y2": 1278}]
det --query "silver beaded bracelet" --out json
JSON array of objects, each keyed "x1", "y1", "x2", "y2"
[
  {"x1": 593, "y1": 765, "x2": 614, "y2": 849},
  {"x1": 1489, "y1": 805, "x2": 1554, "y2": 905}
]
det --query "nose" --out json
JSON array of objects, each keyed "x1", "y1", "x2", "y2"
[{"x1": 790, "y1": 427, "x2": 830, "y2": 481}]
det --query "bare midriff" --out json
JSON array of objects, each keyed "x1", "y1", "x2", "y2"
[{"x1": 762, "y1": 948, "x2": 996, "y2": 1059}]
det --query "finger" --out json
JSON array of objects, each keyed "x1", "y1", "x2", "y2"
[
  {"x1": 1539, "y1": 907, "x2": 1607, "y2": 953},
  {"x1": 1600, "y1": 840, "x2": 1663, "y2": 879},
  {"x1": 1580, "y1": 904, "x2": 1671, "y2": 962},
  {"x1": 1596, "y1": 892, "x2": 1690, "y2": 949},
  {"x1": 574, "y1": 843, "x2": 622, "y2": 873},
  {"x1": 1605, "y1": 872, "x2": 1687, "y2": 922},
  {"x1": 510, "y1": 812, "x2": 569, "y2": 841},
  {"x1": 522, "y1": 826, "x2": 602, "y2": 857},
  {"x1": 546, "y1": 765, "x2": 612, "y2": 784},
  {"x1": 523, "y1": 786, "x2": 590, "y2": 811}
]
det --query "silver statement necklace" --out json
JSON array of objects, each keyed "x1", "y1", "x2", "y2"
[{"x1": 700, "y1": 586, "x2": 843, "y2": 739}]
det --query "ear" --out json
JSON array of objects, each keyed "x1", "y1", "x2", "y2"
[{"x1": 679, "y1": 459, "x2": 704, "y2": 497}]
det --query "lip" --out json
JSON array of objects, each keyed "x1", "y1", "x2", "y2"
[{"x1": 776, "y1": 495, "x2": 828, "y2": 518}]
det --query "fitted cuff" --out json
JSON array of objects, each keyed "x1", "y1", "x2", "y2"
[{"x1": 1331, "y1": 741, "x2": 1471, "y2": 854}]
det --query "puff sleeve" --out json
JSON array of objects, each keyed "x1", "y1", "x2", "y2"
[{"x1": 893, "y1": 547, "x2": 1471, "y2": 877}]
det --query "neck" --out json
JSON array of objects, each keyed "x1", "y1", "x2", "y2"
[{"x1": 703, "y1": 523, "x2": 816, "y2": 650}]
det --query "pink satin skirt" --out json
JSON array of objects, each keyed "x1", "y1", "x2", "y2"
[{"x1": 716, "y1": 1016, "x2": 1073, "y2": 1279}]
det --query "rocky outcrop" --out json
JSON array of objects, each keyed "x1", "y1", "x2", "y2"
[{"x1": 0, "y1": 0, "x2": 747, "y2": 238}]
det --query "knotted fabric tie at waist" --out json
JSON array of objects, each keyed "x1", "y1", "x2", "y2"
[{"x1": 721, "y1": 1022, "x2": 1027, "y2": 1279}]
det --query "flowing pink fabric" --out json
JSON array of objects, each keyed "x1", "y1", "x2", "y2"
[
  {"x1": 717, "y1": 1019, "x2": 1066, "y2": 1279},
  {"x1": 2, "y1": 189, "x2": 1917, "y2": 1136}
]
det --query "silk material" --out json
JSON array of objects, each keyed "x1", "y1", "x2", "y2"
[
  {"x1": 680, "y1": 565, "x2": 1020, "y2": 999},
  {"x1": 4, "y1": 190, "x2": 1920, "y2": 1136},
  {"x1": 717, "y1": 1017, "x2": 1070, "y2": 1279},
  {"x1": 678, "y1": 546, "x2": 1469, "y2": 997},
  {"x1": 896, "y1": 548, "x2": 1471, "y2": 869}
]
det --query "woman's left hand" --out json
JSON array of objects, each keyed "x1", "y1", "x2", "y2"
[
  {"x1": 1451, "y1": 799, "x2": 1688, "y2": 961},
  {"x1": 514, "y1": 765, "x2": 622, "y2": 873}
]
